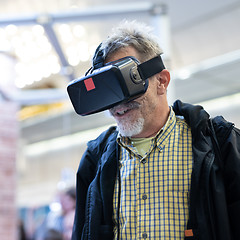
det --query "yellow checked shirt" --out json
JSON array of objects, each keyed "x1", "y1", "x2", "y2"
[{"x1": 113, "y1": 108, "x2": 193, "y2": 239}]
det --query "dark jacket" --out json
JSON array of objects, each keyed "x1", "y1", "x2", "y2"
[{"x1": 72, "y1": 100, "x2": 240, "y2": 240}]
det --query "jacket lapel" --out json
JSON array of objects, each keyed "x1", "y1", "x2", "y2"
[{"x1": 100, "y1": 133, "x2": 119, "y2": 225}]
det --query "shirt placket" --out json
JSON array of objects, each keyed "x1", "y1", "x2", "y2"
[{"x1": 137, "y1": 154, "x2": 151, "y2": 240}]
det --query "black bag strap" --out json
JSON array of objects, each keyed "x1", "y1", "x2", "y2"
[
  {"x1": 209, "y1": 118, "x2": 223, "y2": 169},
  {"x1": 209, "y1": 116, "x2": 234, "y2": 170}
]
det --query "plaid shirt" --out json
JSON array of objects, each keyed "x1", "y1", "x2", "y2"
[{"x1": 113, "y1": 108, "x2": 193, "y2": 239}]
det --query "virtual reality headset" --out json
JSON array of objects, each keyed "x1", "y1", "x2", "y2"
[{"x1": 67, "y1": 45, "x2": 165, "y2": 116}]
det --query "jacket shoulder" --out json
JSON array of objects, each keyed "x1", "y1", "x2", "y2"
[
  {"x1": 87, "y1": 126, "x2": 118, "y2": 155},
  {"x1": 211, "y1": 116, "x2": 234, "y2": 147}
]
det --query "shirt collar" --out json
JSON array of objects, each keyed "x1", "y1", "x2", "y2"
[{"x1": 117, "y1": 107, "x2": 176, "y2": 149}]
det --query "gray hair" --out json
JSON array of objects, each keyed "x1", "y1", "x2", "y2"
[{"x1": 100, "y1": 20, "x2": 163, "y2": 62}]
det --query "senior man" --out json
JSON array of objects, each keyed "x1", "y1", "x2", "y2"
[{"x1": 69, "y1": 21, "x2": 240, "y2": 240}]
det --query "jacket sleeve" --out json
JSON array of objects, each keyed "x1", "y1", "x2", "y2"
[
  {"x1": 72, "y1": 146, "x2": 99, "y2": 240},
  {"x1": 71, "y1": 126, "x2": 117, "y2": 240},
  {"x1": 222, "y1": 126, "x2": 240, "y2": 239}
]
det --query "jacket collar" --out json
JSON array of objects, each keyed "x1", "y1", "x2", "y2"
[{"x1": 173, "y1": 100, "x2": 210, "y2": 141}]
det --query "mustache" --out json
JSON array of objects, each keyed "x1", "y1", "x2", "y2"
[{"x1": 109, "y1": 100, "x2": 140, "y2": 115}]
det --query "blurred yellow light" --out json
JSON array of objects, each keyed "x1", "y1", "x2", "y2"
[{"x1": 18, "y1": 102, "x2": 65, "y2": 120}]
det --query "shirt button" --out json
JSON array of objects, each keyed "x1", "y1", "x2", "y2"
[
  {"x1": 142, "y1": 194, "x2": 148, "y2": 200},
  {"x1": 142, "y1": 232, "x2": 148, "y2": 239},
  {"x1": 141, "y1": 159, "x2": 147, "y2": 164}
]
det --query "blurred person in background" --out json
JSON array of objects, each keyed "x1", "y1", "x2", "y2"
[
  {"x1": 71, "y1": 21, "x2": 240, "y2": 240},
  {"x1": 63, "y1": 207, "x2": 75, "y2": 240},
  {"x1": 47, "y1": 187, "x2": 76, "y2": 239},
  {"x1": 34, "y1": 187, "x2": 76, "y2": 240}
]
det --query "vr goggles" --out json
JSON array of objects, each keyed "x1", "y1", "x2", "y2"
[{"x1": 67, "y1": 45, "x2": 165, "y2": 116}]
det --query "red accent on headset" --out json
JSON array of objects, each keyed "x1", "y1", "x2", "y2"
[{"x1": 84, "y1": 78, "x2": 95, "y2": 91}]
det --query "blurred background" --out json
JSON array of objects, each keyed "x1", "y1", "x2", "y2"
[{"x1": 0, "y1": 0, "x2": 240, "y2": 239}]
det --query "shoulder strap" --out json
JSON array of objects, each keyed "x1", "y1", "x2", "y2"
[
  {"x1": 211, "y1": 116, "x2": 234, "y2": 146},
  {"x1": 208, "y1": 116, "x2": 234, "y2": 169},
  {"x1": 209, "y1": 118, "x2": 223, "y2": 169}
]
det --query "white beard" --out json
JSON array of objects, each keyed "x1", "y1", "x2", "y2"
[
  {"x1": 109, "y1": 100, "x2": 145, "y2": 137},
  {"x1": 116, "y1": 117, "x2": 144, "y2": 137}
]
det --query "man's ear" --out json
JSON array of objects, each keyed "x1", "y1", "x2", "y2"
[{"x1": 156, "y1": 69, "x2": 170, "y2": 94}]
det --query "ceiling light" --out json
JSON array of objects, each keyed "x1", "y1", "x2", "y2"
[
  {"x1": 177, "y1": 69, "x2": 192, "y2": 80},
  {"x1": 73, "y1": 24, "x2": 86, "y2": 38}
]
